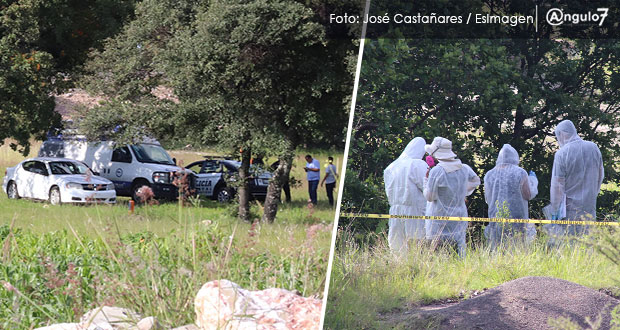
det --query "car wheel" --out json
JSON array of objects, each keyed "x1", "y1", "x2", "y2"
[
  {"x1": 132, "y1": 182, "x2": 151, "y2": 204},
  {"x1": 7, "y1": 181, "x2": 20, "y2": 199},
  {"x1": 49, "y1": 187, "x2": 61, "y2": 205},
  {"x1": 215, "y1": 187, "x2": 233, "y2": 203}
]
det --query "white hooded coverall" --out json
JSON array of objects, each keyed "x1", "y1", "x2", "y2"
[
  {"x1": 484, "y1": 144, "x2": 538, "y2": 247},
  {"x1": 545, "y1": 120, "x2": 604, "y2": 237},
  {"x1": 384, "y1": 137, "x2": 428, "y2": 253},
  {"x1": 423, "y1": 137, "x2": 480, "y2": 257}
]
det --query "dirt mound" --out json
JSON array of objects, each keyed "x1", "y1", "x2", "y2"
[{"x1": 397, "y1": 277, "x2": 619, "y2": 329}]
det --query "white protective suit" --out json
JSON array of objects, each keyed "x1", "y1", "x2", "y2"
[
  {"x1": 384, "y1": 137, "x2": 428, "y2": 253},
  {"x1": 483, "y1": 144, "x2": 538, "y2": 247},
  {"x1": 545, "y1": 120, "x2": 604, "y2": 237},
  {"x1": 423, "y1": 137, "x2": 480, "y2": 256}
]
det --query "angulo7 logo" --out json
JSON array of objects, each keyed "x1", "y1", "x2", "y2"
[{"x1": 546, "y1": 8, "x2": 609, "y2": 26}]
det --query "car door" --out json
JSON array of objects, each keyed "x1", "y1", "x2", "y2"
[
  {"x1": 109, "y1": 146, "x2": 134, "y2": 195},
  {"x1": 31, "y1": 161, "x2": 51, "y2": 200},
  {"x1": 15, "y1": 161, "x2": 36, "y2": 198},
  {"x1": 194, "y1": 160, "x2": 221, "y2": 197},
  {"x1": 19, "y1": 161, "x2": 51, "y2": 200}
]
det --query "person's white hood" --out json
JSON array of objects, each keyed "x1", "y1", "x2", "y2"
[
  {"x1": 555, "y1": 120, "x2": 581, "y2": 147},
  {"x1": 384, "y1": 136, "x2": 429, "y2": 250},
  {"x1": 496, "y1": 144, "x2": 520, "y2": 166},
  {"x1": 402, "y1": 137, "x2": 426, "y2": 160},
  {"x1": 386, "y1": 137, "x2": 426, "y2": 173}
]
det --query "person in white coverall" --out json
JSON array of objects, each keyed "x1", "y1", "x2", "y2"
[
  {"x1": 484, "y1": 144, "x2": 538, "y2": 248},
  {"x1": 384, "y1": 137, "x2": 428, "y2": 254},
  {"x1": 423, "y1": 137, "x2": 480, "y2": 257},
  {"x1": 545, "y1": 120, "x2": 604, "y2": 239}
]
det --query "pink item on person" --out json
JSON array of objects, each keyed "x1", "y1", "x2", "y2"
[{"x1": 426, "y1": 155, "x2": 436, "y2": 168}]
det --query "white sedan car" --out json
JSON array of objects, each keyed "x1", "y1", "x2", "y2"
[{"x1": 2, "y1": 157, "x2": 116, "y2": 205}]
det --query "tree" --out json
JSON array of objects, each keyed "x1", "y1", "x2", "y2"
[
  {"x1": 165, "y1": 0, "x2": 357, "y2": 222},
  {"x1": 0, "y1": 0, "x2": 135, "y2": 154},
  {"x1": 79, "y1": 0, "x2": 359, "y2": 222},
  {"x1": 345, "y1": 37, "x2": 620, "y2": 237}
]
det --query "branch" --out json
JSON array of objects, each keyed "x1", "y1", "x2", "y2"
[
  {"x1": 409, "y1": 107, "x2": 440, "y2": 132},
  {"x1": 353, "y1": 123, "x2": 379, "y2": 139}
]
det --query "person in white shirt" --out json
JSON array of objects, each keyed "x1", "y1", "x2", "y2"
[{"x1": 321, "y1": 156, "x2": 339, "y2": 206}]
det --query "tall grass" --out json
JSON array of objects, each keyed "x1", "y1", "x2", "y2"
[
  {"x1": 0, "y1": 140, "x2": 40, "y2": 168},
  {"x1": 0, "y1": 204, "x2": 332, "y2": 328},
  {"x1": 324, "y1": 228, "x2": 620, "y2": 329},
  {"x1": 0, "y1": 141, "x2": 340, "y2": 329}
]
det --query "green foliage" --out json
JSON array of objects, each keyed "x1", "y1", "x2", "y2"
[
  {"x1": 76, "y1": 99, "x2": 178, "y2": 146},
  {"x1": 0, "y1": 44, "x2": 59, "y2": 154},
  {"x1": 612, "y1": 306, "x2": 620, "y2": 330},
  {"x1": 80, "y1": 0, "x2": 206, "y2": 102},
  {"x1": 495, "y1": 200, "x2": 511, "y2": 218},
  {"x1": 599, "y1": 190, "x2": 620, "y2": 221},
  {"x1": 592, "y1": 227, "x2": 620, "y2": 273},
  {"x1": 79, "y1": 0, "x2": 359, "y2": 153},
  {"x1": 0, "y1": 207, "x2": 331, "y2": 328},
  {"x1": 347, "y1": 38, "x2": 620, "y2": 225},
  {"x1": 0, "y1": 0, "x2": 135, "y2": 153},
  {"x1": 77, "y1": 0, "x2": 359, "y2": 221},
  {"x1": 1, "y1": 0, "x2": 136, "y2": 70},
  {"x1": 338, "y1": 169, "x2": 389, "y2": 242}
]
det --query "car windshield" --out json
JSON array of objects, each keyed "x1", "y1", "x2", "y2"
[
  {"x1": 49, "y1": 161, "x2": 89, "y2": 175},
  {"x1": 130, "y1": 144, "x2": 174, "y2": 165}
]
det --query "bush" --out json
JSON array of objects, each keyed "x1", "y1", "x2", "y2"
[{"x1": 339, "y1": 169, "x2": 389, "y2": 245}]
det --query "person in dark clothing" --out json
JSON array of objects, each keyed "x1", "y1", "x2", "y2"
[{"x1": 321, "y1": 156, "x2": 339, "y2": 206}]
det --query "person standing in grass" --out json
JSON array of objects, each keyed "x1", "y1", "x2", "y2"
[
  {"x1": 424, "y1": 137, "x2": 480, "y2": 257},
  {"x1": 545, "y1": 120, "x2": 604, "y2": 239},
  {"x1": 304, "y1": 155, "x2": 320, "y2": 205},
  {"x1": 384, "y1": 137, "x2": 428, "y2": 254},
  {"x1": 321, "y1": 156, "x2": 339, "y2": 207},
  {"x1": 483, "y1": 144, "x2": 538, "y2": 249}
]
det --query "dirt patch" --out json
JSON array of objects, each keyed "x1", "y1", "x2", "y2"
[
  {"x1": 54, "y1": 87, "x2": 178, "y2": 121},
  {"x1": 382, "y1": 277, "x2": 619, "y2": 329},
  {"x1": 55, "y1": 88, "x2": 104, "y2": 120}
]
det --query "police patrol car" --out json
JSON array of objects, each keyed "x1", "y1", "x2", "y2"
[{"x1": 187, "y1": 158, "x2": 271, "y2": 202}]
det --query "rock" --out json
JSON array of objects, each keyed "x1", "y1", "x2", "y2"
[
  {"x1": 34, "y1": 324, "x2": 81, "y2": 330},
  {"x1": 171, "y1": 325, "x2": 199, "y2": 330},
  {"x1": 86, "y1": 322, "x2": 113, "y2": 330},
  {"x1": 80, "y1": 306, "x2": 142, "y2": 329},
  {"x1": 136, "y1": 316, "x2": 161, "y2": 330},
  {"x1": 194, "y1": 280, "x2": 321, "y2": 330}
]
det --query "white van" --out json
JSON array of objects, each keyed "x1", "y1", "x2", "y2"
[{"x1": 38, "y1": 136, "x2": 191, "y2": 201}]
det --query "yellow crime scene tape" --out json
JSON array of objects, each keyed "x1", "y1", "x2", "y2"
[{"x1": 339, "y1": 213, "x2": 620, "y2": 227}]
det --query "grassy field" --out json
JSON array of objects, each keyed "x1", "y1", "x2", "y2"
[
  {"x1": 0, "y1": 141, "x2": 341, "y2": 328},
  {"x1": 324, "y1": 228, "x2": 620, "y2": 329}
]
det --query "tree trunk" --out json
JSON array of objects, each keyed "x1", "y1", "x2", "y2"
[
  {"x1": 262, "y1": 154, "x2": 293, "y2": 223},
  {"x1": 238, "y1": 148, "x2": 251, "y2": 222}
]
